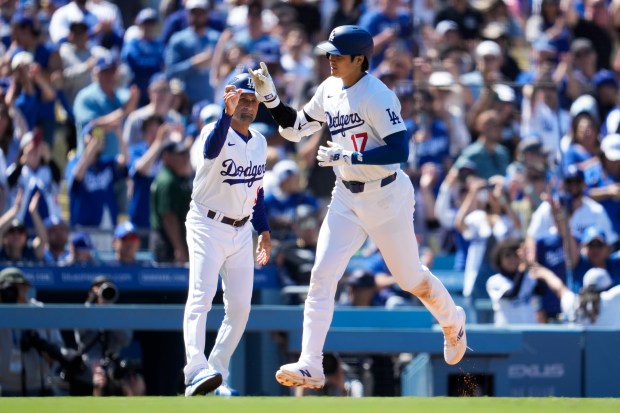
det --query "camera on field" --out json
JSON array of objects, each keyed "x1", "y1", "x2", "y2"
[
  {"x1": 98, "y1": 282, "x2": 119, "y2": 304},
  {"x1": 87, "y1": 276, "x2": 120, "y2": 304}
]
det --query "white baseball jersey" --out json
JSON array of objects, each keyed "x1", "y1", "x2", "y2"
[
  {"x1": 487, "y1": 272, "x2": 541, "y2": 326},
  {"x1": 303, "y1": 74, "x2": 406, "y2": 182},
  {"x1": 191, "y1": 123, "x2": 268, "y2": 219}
]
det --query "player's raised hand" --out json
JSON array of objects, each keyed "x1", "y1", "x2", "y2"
[
  {"x1": 317, "y1": 141, "x2": 356, "y2": 167},
  {"x1": 255, "y1": 230, "x2": 272, "y2": 265},
  {"x1": 224, "y1": 85, "x2": 242, "y2": 115},
  {"x1": 247, "y1": 62, "x2": 279, "y2": 105}
]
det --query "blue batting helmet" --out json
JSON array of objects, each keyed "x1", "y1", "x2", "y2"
[
  {"x1": 317, "y1": 25, "x2": 373, "y2": 58},
  {"x1": 227, "y1": 72, "x2": 256, "y2": 94}
]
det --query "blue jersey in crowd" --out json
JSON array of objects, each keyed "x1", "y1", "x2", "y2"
[
  {"x1": 127, "y1": 142, "x2": 160, "y2": 229},
  {"x1": 536, "y1": 234, "x2": 568, "y2": 318},
  {"x1": 65, "y1": 156, "x2": 127, "y2": 227},
  {"x1": 121, "y1": 37, "x2": 165, "y2": 107}
]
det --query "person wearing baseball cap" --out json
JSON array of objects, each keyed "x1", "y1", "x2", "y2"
[
  {"x1": 110, "y1": 221, "x2": 142, "y2": 265},
  {"x1": 42, "y1": 215, "x2": 70, "y2": 264},
  {"x1": 461, "y1": 40, "x2": 505, "y2": 102},
  {"x1": 587, "y1": 133, "x2": 620, "y2": 236},
  {"x1": 63, "y1": 231, "x2": 99, "y2": 265},
  {"x1": 531, "y1": 264, "x2": 620, "y2": 326},
  {"x1": 164, "y1": 0, "x2": 219, "y2": 105},
  {"x1": 252, "y1": 22, "x2": 469, "y2": 390},
  {"x1": 122, "y1": 8, "x2": 165, "y2": 107},
  {"x1": 0, "y1": 219, "x2": 40, "y2": 263},
  {"x1": 181, "y1": 70, "x2": 271, "y2": 397}
]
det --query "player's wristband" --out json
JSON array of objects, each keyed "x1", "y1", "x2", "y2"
[
  {"x1": 351, "y1": 151, "x2": 363, "y2": 164},
  {"x1": 263, "y1": 95, "x2": 280, "y2": 109}
]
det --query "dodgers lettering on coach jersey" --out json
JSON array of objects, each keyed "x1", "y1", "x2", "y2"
[
  {"x1": 192, "y1": 123, "x2": 268, "y2": 219},
  {"x1": 303, "y1": 74, "x2": 406, "y2": 182}
]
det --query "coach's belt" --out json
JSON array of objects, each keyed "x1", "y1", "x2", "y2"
[
  {"x1": 342, "y1": 172, "x2": 397, "y2": 194},
  {"x1": 207, "y1": 210, "x2": 250, "y2": 227}
]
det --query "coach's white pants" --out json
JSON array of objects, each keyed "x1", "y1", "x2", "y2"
[
  {"x1": 183, "y1": 202, "x2": 254, "y2": 382},
  {"x1": 300, "y1": 171, "x2": 459, "y2": 365}
]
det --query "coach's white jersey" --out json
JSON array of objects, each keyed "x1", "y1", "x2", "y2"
[
  {"x1": 191, "y1": 123, "x2": 268, "y2": 220},
  {"x1": 304, "y1": 74, "x2": 406, "y2": 182}
]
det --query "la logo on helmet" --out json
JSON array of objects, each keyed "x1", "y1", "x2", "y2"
[{"x1": 329, "y1": 29, "x2": 336, "y2": 42}]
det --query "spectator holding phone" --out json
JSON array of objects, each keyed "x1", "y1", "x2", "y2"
[
  {"x1": 6, "y1": 129, "x2": 61, "y2": 228},
  {"x1": 0, "y1": 190, "x2": 47, "y2": 263},
  {"x1": 455, "y1": 175, "x2": 521, "y2": 313},
  {"x1": 65, "y1": 122, "x2": 128, "y2": 229}
]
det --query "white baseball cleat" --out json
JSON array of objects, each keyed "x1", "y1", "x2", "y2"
[
  {"x1": 184, "y1": 368, "x2": 223, "y2": 397},
  {"x1": 442, "y1": 306, "x2": 467, "y2": 365},
  {"x1": 214, "y1": 384, "x2": 240, "y2": 397},
  {"x1": 275, "y1": 361, "x2": 325, "y2": 389}
]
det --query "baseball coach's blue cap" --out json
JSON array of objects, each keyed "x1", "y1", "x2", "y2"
[{"x1": 227, "y1": 73, "x2": 256, "y2": 94}]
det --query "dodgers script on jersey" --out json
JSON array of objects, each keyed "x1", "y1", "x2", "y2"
[
  {"x1": 191, "y1": 123, "x2": 268, "y2": 219},
  {"x1": 303, "y1": 74, "x2": 406, "y2": 182}
]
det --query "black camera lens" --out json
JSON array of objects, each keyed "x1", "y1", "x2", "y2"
[{"x1": 98, "y1": 282, "x2": 118, "y2": 303}]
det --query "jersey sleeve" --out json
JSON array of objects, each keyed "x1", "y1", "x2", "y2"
[
  {"x1": 363, "y1": 89, "x2": 406, "y2": 139},
  {"x1": 302, "y1": 80, "x2": 327, "y2": 123}
]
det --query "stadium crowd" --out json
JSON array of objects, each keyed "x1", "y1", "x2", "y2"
[{"x1": 1, "y1": 0, "x2": 620, "y2": 397}]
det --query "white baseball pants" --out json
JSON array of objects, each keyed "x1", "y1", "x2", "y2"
[
  {"x1": 299, "y1": 171, "x2": 459, "y2": 365},
  {"x1": 183, "y1": 201, "x2": 254, "y2": 382}
]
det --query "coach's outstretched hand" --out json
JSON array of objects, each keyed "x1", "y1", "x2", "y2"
[
  {"x1": 317, "y1": 141, "x2": 356, "y2": 167},
  {"x1": 248, "y1": 62, "x2": 279, "y2": 107},
  {"x1": 256, "y1": 230, "x2": 272, "y2": 265}
]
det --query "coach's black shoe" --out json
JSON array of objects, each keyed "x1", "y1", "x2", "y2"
[
  {"x1": 275, "y1": 361, "x2": 325, "y2": 389},
  {"x1": 185, "y1": 368, "x2": 223, "y2": 397}
]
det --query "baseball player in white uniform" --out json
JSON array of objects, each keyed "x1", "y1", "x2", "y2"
[
  {"x1": 248, "y1": 25, "x2": 467, "y2": 390},
  {"x1": 183, "y1": 73, "x2": 272, "y2": 397}
]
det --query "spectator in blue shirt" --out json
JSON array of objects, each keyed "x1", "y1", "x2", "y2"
[
  {"x1": 127, "y1": 114, "x2": 169, "y2": 229},
  {"x1": 562, "y1": 111, "x2": 602, "y2": 187},
  {"x1": 7, "y1": 13, "x2": 63, "y2": 145},
  {"x1": 42, "y1": 215, "x2": 70, "y2": 264},
  {"x1": 5, "y1": 50, "x2": 56, "y2": 133},
  {"x1": 121, "y1": 8, "x2": 165, "y2": 108},
  {"x1": 358, "y1": 0, "x2": 413, "y2": 71},
  {"x1": 160, "y1": 0, "x2": 225, "y2": 46},
  {"x1": 65, "y1": 122, "x2": 128, "y2": 228},
  {"x1": 264, "y1": 159, "x2": 319, "y2": 241},
  {"x1": 588, "y1": 134, "x2": 620, "y2": 238},
  {"x1": 164, "y1": 0, "x2": 220, "y2": 105},
  {"x1": 410, "y1": 89, "x2": 452, "y2": 176},
  {"x1": 61, "y1": 231, "x2": 100, "y2": 266},
  {"x1": 73, "y1": 54, "x2": 140, "y2": 160},
  {"x1": 232, "y1": 1, "x2": 280, "y2": 59},
  {"x1": 573, "y1": 226, "x2": 620, "y2": 290}
]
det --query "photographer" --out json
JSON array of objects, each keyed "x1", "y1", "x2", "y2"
[
  {"x1": 0, "y1": 267, "x2": 65, "y2": 396},
  {"x1": 74, "y1": 276, "x2": 144, "y2": 396}
]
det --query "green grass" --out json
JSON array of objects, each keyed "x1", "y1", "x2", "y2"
[{"x1": 1, "y1": 397, "x2": 620, "y2": 413}]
